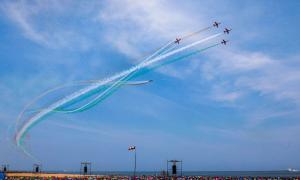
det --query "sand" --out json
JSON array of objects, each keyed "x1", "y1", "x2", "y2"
[{"x1": 6, "y1": 172, "x2": 101, "y2": 178}]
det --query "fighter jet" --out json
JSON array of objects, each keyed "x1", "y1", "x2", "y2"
[
  {"x1": 224, "y1": 28, "x2": 232, "y2": 34},
  {"x1": 213, "y1": 21, "x2": 221, "y2": 28},
  {"x1": 175, "y1": 38, "x2": 181, "y2": 44},
  {"x1": 221, "y1": 39, "x2": 229, "y2": 45}
]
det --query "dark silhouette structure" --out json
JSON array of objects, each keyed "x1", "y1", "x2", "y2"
[
  {"x1": 167, "y1": 160, "x2": 182, "y2": 176},
  {"x1": 1, "y1": 165, "x2": 9, "y2": 172},
  {"x1": 33, "y1": 164, "x2": 41, "y2": 173},
  {"x1": 80, "y1": 162, "x2": 91, "y2": 175}
]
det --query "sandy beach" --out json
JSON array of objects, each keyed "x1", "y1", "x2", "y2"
[{"x1": 5, "y1": 172, "x2": 99, "y2": 178}]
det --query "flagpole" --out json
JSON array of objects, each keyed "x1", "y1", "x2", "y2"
[
  {"x1": 129, "y1": 146, "x2": 137, "y2": 179},
  {"x1": 134, "y1": 148, "x2": 136, "y2": 178}
]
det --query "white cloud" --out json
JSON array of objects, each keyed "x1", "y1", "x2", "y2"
[
  {"x1": 236, "y1": 61, "x2": 300, "y2": 103},
  {"x1": 1, "y1": 1, "x2": 95, "y2": 50},
  {"x1": 246, "y1": 108, "x2": 298, "y2": 127},
  {"x1": 200, "y1": 47, "x2": 300, "y2": 106},
  {"x1": 202, "y1": 48, "x2": 273, "y2": 79},
  {"x1": 97, "y1": 0, "x2": 203, "y2": 62},
  {"x1": 211, "y1": 84, "x2": 243, "y2": 102},
  {"x1": 2, "y1": 1, "x2": 48, "y2": 45}
]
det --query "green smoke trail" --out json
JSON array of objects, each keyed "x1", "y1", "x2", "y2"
[
  {"x1": 51, "y1": 70, "x2": 142, "y2": 113},
  {"x1": 50, "y1": 43, "x2": 220, "y2": 113},
  {"x1": 34, "y1": 42, "x2": 178, "y2": 114}
]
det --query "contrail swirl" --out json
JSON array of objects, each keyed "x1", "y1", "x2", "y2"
[{"x1": 15, "y1": 30, "x2": 224, "y2": 159}]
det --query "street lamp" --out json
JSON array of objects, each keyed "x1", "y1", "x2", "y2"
[{"x1": 128, "y1": 145, "x2": 136, "y2": 178}]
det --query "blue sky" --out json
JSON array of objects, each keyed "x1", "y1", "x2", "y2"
[{"x1": 0, "y1": 0, "x2": 300, "y2": 171}]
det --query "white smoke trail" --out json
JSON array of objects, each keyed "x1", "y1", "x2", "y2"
[
  {"x1": 15, "y1": 32, "x2": 222, "y2": 147},
  {"x1": 49, "y1": 33, "x2": 223, "y2": 113},
  {"x1": 15, "y1": 26, "x2": 213, "y2": 138},
  {"x1": 15, "y1": 41, "x2": 174, "y2": 144},
  {"x1": 16, "y1": 41, "x2": 175, "y2": 130}
]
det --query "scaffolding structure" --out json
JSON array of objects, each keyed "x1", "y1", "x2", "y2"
[
  {"x1": 32, "y1": 164, "x2": 42, "y2": 173},
  {"x1": 80, "y1": 162, "x2": 92, "y2": 175},
  {"x1": 167, "y1": 160, "x2": 182, "y2": 176},
  {"x1": 1, "y1": 164, "x2": 9, "y2": 172}
]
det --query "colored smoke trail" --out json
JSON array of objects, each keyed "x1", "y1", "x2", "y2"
[
  {"x1": 16, "y1": 26, "x2": 213, "y2": 134},
  {"x1": 28, "y1": 27, "x2": 215, "y2": 114},
  {"x1": 57, "y1": 43, "x2": 221, "y2": 114},
  {"x1": 16, "y1": 32, "x2": 221, "y2": 147},
  {"x1": 15, "y1": 40, "x2": 175, "y2": 141},
  {"x1": 25, "y1": 80, "x2": 153, "y2": 114},
  {"x1": 15, "y1": 41, "x2": 174, "y2": 133},
  {"x1": 15, "y1": 31, "x2": 223, "y2": 158},
  {"x1": 15, "y1": 40, "x2": 176, "y2": 151}
]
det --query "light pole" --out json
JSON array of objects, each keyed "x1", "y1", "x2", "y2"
[
  {"x1": 128, "y1": 146, "x2": 136, "y2": 178},
  {"x1": 134, "y1": 148, "x2": 136, "y2": 178}
]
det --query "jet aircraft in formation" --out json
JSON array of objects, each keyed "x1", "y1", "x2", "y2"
[
  {"x1": 224, "y1": 28, "x2": 232, "y2": 34},
  {"x1": 213, "y1": 21, "x2": 221, "y2": 28},
  {"x1": 174, "y1": 22, "x2": 231, "y2": 45},
  {"x1": 175, "y1": 38, "x2": 181, "y2": 44},
  {"x1": 221, "y1": 39, "x2": 229, "y2": 45}
]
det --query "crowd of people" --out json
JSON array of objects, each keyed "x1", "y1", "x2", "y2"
[{"x1": 2, "y1": 175, "x2": 300, "y2": 180}]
